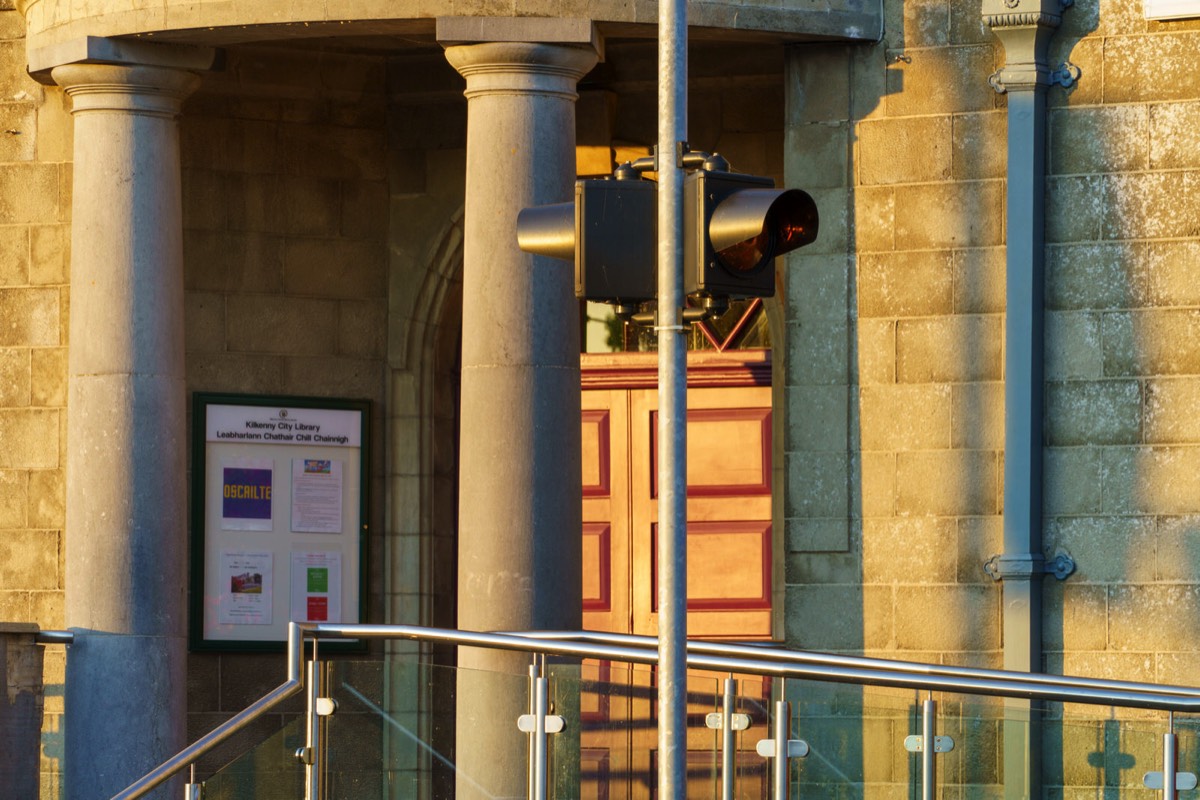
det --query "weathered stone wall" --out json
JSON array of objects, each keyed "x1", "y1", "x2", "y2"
[
  {"x1": 0, "y1": 2, "x2": 69, "y2": 795},
  {"x1": 782, "y1": 0, "x2": 1200, "y2": 792},
  {"x1": 178, "y1": 44, "x2": 392, "y2": 774},
  {"x1": 783, "y1": 16, "x2": 1008, "y2": 666},
  {"x1": 1041, "y1": 5, "x2": 1200, "y2": 687}
]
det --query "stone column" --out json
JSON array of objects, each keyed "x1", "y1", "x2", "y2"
[
  {"x1": 50, "y1": 61, "x2": 199, "y2": 800},
  {"x1": 442, "y1": 21, "x2": 597, "y2": 800}
]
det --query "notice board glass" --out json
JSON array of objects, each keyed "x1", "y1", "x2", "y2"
[{"x1": 190, "y1": 393, "x2": 369, "y2": 651}]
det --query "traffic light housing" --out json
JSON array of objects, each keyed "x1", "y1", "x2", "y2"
[
  {"x1": 683, "y1": 170, "x2": 819, "y2": 299},
  {"x1": 517, "y1": 157, "x2": 819, "y2": 309},
  {"x1": 516, "y1": 175, "x2": 656, "y2": 307}
]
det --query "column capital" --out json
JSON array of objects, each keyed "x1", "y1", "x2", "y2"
[
  {"x1": 444, "y1": 41, "x2": 599, "y2": 100},
  {"x1": 50, "y1": 62, "x2": 201, "y2": 117}
]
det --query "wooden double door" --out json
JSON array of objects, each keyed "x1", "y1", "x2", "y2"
[{"x1": 576, "y1": 351, "x2": 776, "y2": 800}]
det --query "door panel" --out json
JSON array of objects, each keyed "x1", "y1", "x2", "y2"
[
  {"x1": 580, "y1": 364, "x2": 774, "y2": 800},
  {"x1": 630, "y1": 385, "x2": 774, "y2": 639}
]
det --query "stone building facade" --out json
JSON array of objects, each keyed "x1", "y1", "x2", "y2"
[{"x1": 2, "y1": 0, "x2": 1200, "y2": 796}]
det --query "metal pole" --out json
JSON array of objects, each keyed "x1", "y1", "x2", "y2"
[
  {"x1": 304, "y1": 658, "x2": 322, "y2": 800},
  {"x1": 921, "y1": 697, "x2": 937, "y2": 800},
  {"x1": 1164, "y1": 730, "x2": 1178, "y2": 800},
  {"x1": 772, "y1": 700, "x2": 790, "y2": 800},
  {"x1": 656, "y1": 0, "x2": 688, "y2": 798},
  {"x1": 722, "y1": 677, "x2": 737, "y2": 800},
  {"x1": 533, "y1": 673, "x2": 551, "y2": 800}
]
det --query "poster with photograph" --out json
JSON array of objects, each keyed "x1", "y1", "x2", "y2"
[
  {"x1": 291, "y1": 458, "x2": 344, "y2": 534},
  {"x1": 219, "y1": 551, "x2": 273, "y2": 625},
  {"x1": 290, "y1": 551, "x2": 342, "y2": 623},
  {"x1": 221, "y1": 458, "x2": 274, "y2": 531}
]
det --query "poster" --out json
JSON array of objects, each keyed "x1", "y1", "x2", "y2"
[
  {"x1": 219, "y1": 551, "x2": 273, "y2": 625},
  {"x1": 291, "y1": 551, "x2": 342, "y2": 623},
  {"x1": 291, "y1": 458, "x2": 344, "y2": 533},
  {"x1": 221, "y1": 458, "x2": 274, "y2": 531}
]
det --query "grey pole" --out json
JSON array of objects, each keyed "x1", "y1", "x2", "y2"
[
  {"x1": 722, "y1": 677, "x2": 737, "y2": 800},
  {"x1": 772, "y1": 700, "x2": 790, "y2": 800},
  {"x1": 657, "y1": 0, "x2": 689, "y2": 797},
  {"x1": 921, "y1": 697, "x2": 937, "y2": 800}
]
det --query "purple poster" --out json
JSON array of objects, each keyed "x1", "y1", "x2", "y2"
[{"x1": 222, "y1": 459, "x2": 274, "y2": 531}]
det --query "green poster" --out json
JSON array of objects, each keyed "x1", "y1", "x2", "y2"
[{"x1": 307, "y1": 567, "x2": 329, "y2": 593}]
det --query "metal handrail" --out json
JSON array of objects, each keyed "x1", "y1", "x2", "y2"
[
  {"x1": 112, "y1": 621, "x2": 1200, "y2": 799},
  {"x1": 110, "y1": 623, "x2": 306, "y2": 800},
  {"x1": 511, "y1": 629, "x2": 1200, "y2": 702},
  {"x1": 308, "y1": 623, "x2": 1200, "y2": 712}
]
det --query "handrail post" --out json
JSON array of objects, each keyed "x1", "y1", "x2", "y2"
[
  {"x1": 1164, "y1": 730, "x2": 1178, "y2": 800},
  {"x1": 903, "y1": 693, "x2": 954, "y2": 800},
  {"x1": 303, "y1": 658, "x2": 323, "y2": 800},
  {"x1": 518, "y1": 655, "x2": 564, "y2": 800},
  {"x1": 722, "y1": 677, "x2": 736, "y2": 800},
  {"x1": 773, "y1": 700, "x2": 790, "y2": 800},
  {"x1": 921, "y1": 697, "x2": 937, "y2": 800}
]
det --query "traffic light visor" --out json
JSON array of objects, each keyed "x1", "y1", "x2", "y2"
[
  {"x1": 516, "y1": 202, "x2": 575, "y2": 261},
  {"x1": 709, "y1": 188, "x2": 819, "y2": 273}
]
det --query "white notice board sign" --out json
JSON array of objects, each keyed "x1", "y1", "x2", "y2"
[{"x1": 190, "y1": 394, "x2": 369, "y2": 651}]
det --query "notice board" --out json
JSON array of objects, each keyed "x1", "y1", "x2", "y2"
[{"x1": 190, "y1": 393, "x2": 369, "y2": 651}]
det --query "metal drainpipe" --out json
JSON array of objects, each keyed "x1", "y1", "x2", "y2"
[{"x1": 981, "y1": 1, "x2": 1076, "y2": 798}]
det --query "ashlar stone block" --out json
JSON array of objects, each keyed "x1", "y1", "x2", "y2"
[
  {"x1": 893, "y1": 584, "x2": 999, "y2": 651},
  {"x1": 895, "y1": 449, "x2": 999, "y2": 516},
  {"x1": 1144, "y1": 378, "x2": 1200, "y2": 444},
  {"x1": 883, "y1": 45, "x2": 999, "y2": 117},
  {"x1": 855, "y1": 318, "x2": 896, "y2": 385},
  {"x1": 1150, "y1": 101, "x2": 1200, "y2": 170},
  {"x1": 1154, "y1": 516, "x2": 1200, "y2": 582},
  {"x1": 1143, "y1": 240, "x2": 1200, "y2": 307},
  {"x1": 1044, "y1": 379, "x2": 1142, "y2": 446},
  {"x1": 1103, "y1": 309, "x2": 1200, "y2": 377},
  {"x1": 1043, "y1": 445, "x2": 1103, "y2": 516},
  {"x1": 1101, "y1": 445, "x2": 1200, "y2": 515},
  {"x1": 858, "y1": 383, "x2": 952, "y2": 451},
  {"x1": 1105, "y1": 32, "x2": 1200, "y2": 105},
  {"x1": 951, "y1": 381, "x2": 1003, "y2": 450},
  {"x1": 1049, "y1": 105, "x2": 1149, "y2": 176},
  {"x1": 225, "y1": 295, "x2": 339, "y2": 356},
  {"x1": 952, "y1": 112, "x2": 1005, "y2": 180},
  {"x1": 894, "y1": 180, "x2": 1004, "y2": 250},
  {"x1": 0, "y1": 346, "x2": 29, "y2": 406},
  {"x1": 1046, "y1": 311, "x2": 1104, "y2": 381},
  {"x1": 1045, "y1": 516, "x2": 1156, "y2": 583},
  {"x1": 0, "y1": 409, "x2": 57, "y2": 469},
  {"x1": 28, "y1": 347, "x2": 63, "y2": 407},
  {"x1": 1046, "y1": 241, "x2": 1143, "y2": 311},
  {"x1": 1043, "y1": 582, "x2": 1107, "y2": 652},
  {"x1": 1102, "y1": 171, "x2": 1200, "y2": 241},
  {"x1": 856, "y1": 116, "x2": 953, "y2": 185},
  {"x1": 952, "y1": 247, "x2": 1005, "y2": 314},
  {"x1": 1108, "y1": 584, "x2": 1200, "y2": 651},
  {"x1": 861, "y1": 517, "x2": 958, "y2": 584},
  {"x1": 858, "y1": 250, "x2": 953, "y2": 318},
  {"x1": 896, "y1": 314, "x2": 1002, "y2": 383}
]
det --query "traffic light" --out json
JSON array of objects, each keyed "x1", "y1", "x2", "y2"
[
  {"x1": 516, "y1": 156, "x2": 819, "y2": 310},
  {"x1": 683, "y1": 169, "x2": 819, "y2": 300},
  {"x1": 516, "y1": 173, "x2": 656, "y2": 308}
]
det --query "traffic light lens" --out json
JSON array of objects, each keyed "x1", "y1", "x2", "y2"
[{"x1": 716, "y1": 231, "x2": 771, "y2": 273}]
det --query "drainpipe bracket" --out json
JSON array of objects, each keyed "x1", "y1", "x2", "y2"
[
  {"x1": 1049, "y1": 60, "x2": 1081, "y2": 88},
  {"x1": 983, "y1": 551, "x2": 1075, "y2": 581}
]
